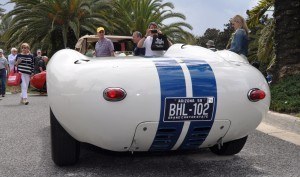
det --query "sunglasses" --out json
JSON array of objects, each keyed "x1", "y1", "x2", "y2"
[{"x1": 98, "y1": 31, "x2": 104, "y2": 33}]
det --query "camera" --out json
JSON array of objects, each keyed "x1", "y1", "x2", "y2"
[{"x1": 150, "y1": 29, "x2": 158, "y2": 33}]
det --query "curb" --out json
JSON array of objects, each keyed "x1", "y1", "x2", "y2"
[{"x1": 257, "y1": 111, "x2": 300, "y2": 146}]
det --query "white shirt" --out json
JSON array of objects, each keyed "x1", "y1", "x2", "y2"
[
  {"x1": 143, "y1": 36, "x2": 164, "y2": 57},
  {"x1": 8, "y1": 54, "x2": 17, "y2": 70}
]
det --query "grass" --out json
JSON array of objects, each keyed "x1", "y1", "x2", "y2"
[{"x1": 270, "y1": 74, "x2": 300, "y2": 114}]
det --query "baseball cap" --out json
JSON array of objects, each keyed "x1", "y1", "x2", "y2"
[
  {"x1": 0, "y1": 49, "x2": 3, "y2": 53},
  {"x1": 97, "y1": 27, "x2": 105, "y2": 33}
]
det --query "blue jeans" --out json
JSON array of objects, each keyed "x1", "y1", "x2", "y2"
[{"x1": 0, "y1": 69, "x2": 7, "y2": 95}]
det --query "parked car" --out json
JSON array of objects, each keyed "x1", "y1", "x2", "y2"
[{"x1": 47, "y1": 44, "x2": 270, "y2": 166}]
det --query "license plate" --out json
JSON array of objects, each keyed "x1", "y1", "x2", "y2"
[{"x1": 163, "y1": 97, "x2": 215, "y2": 122}]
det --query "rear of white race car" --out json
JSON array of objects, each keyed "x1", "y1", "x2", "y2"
[{"x1": 48, "y1": 45, "x2": 270, "y2": 166}]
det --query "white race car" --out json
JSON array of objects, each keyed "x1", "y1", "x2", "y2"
[{"x1": 47, "y1": 44, "x2": 270, "y2": 166}]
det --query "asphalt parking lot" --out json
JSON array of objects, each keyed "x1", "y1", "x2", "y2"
[{"x1": 0, "y1": 94, "x2": 299, "y2": 177}]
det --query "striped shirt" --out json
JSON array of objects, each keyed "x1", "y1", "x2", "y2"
[{"x1": 16, "y1": 54, "x2": 34, "y2": 75}]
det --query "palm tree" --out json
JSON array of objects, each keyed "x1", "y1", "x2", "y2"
[
  {"x1": 273, "y1": 0, "x2": 300, "y2": 81},
  {"x1": 108, "y1": 0, "x2": 193, "y2": 43},
  {"x1": 0, "y1": 5, "x2": 7, "y2": 49},
  {"x1": 247, "y1": 0, "x2": 274, "y2": 28},
  {"x1": 2, "y1": 0, "x2": 111, "y2": 55},
  {"x1": 0, "y1": 7, "x2": 4, "y2": 17},
  {"x1": 247, "y1": 0, "x2": 275, "y2": 71},
  {"x1": 248, "y1": 0, "x2": 299, "y2": 82}
]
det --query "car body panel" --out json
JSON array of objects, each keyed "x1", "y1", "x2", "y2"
[{"x1": 47, "y1": 44, "x2": 270, "y2": 152}]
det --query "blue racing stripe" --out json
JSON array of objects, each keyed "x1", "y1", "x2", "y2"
[
  {"x1": 150, "y1": 59, "x2": 186, "y2": 151},
  {"x1": 179, "y1": 59, "x2": 217, "y2": 150}
]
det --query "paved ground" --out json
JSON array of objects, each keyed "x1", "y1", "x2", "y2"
[
  {"x1": 257, "y1": 111, "x2": 300, "y2": 146},
  {"x1": 0, "y1": 94, "x2": 299, "y2": 177}
]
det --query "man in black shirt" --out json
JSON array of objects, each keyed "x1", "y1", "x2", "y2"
[
  {"x1": 132, "y1": 31, "x2": 145, "y2": 56},
  {"x1": 34, "y1": 49, "x2": 43, "y2": 74}
]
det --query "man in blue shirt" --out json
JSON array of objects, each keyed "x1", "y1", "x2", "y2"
[
  {"x1": 0, "y1": 49, "x2": 10, "y2": 97},
  {"x1": 95, "y1": 27, "x2": 115, "y2": 57}
]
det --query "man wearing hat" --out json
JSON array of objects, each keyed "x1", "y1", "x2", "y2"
[
  {"x1": 0, "y1": 49, "x2": 10, "y2": 97},
  {"x1": 206, "y1": 40, "x2": 217, "y2": 52},
  {"x1": 95, "y1": 27, "x2": 114, "y2": 57}
]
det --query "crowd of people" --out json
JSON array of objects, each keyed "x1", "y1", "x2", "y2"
[
  {"x1": 89, "y1": 15, "x2": 249, "y2": 59},
  {"x1": 0, "y1": 43, "x2": 48, "y2": 105},
  {"x1": 87, "y1": 21, "x2": 172, "y2": 58}
]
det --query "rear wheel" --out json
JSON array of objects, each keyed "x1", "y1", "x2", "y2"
[
  {"x1": 50, "y1": 108, "x2": 80, "y2": 166},
  {"x1": 209, "y1": 136, "x2": 248, "y2": 155}
]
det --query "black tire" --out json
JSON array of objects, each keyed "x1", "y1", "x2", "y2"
[
  {"x1": 50, "y1": 108, "x2": 80, "y2": 166},
  {"x1": 209, "y1": 136, "x2": 248, "y2": 155}
]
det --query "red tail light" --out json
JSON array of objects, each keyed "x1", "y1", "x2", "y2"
[
  {"x1": 248, "y1": 88, "x2": 266, "y2": 102},
  {"x1": 103, "y1": 87, "x2": 127, "y2": 101}
]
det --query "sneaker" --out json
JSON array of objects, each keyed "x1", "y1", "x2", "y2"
[
  {"x1": 1, "y1": 95, "x2": 4, "y2": 97},
  {"x1": 23, "y1": 98, "x2": 29, "y2": 105}
]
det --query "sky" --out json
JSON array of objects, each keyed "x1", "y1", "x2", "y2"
[{"x1": 1, "y1": 0, "x2": 259, "y2": 36}]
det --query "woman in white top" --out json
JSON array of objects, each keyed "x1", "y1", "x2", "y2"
[{"x1": 8, "y1": 47, "x2": 19, "y2": 93}]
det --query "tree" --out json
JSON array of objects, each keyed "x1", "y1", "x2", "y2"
[
  {"x1": 273, "y1": 0, "x2": 300, "y2": 81},
  {"x1": 247, "y1": 0, "x2": 275, "y2": 73},
  {"x1": 2, "y1": 0, "x2": 111, "y2": 56},
  {"x1": 0, "y1": 5, "x2": 7, "y2": 49},
  {"x1": 108, "y1": 0, "x2": 193, "y2": 43},
  {"x1": 1, "y1": 0, "x2": 194, "y2": 55},
  {"x1": 197, "y1": 24, "x2": 233, "y2": 50},
  {"x1": 248, "y1": 0, "x2": 300, "y2": 82},
  {"x1": 197, "y1": 28, "x2": 220, "y2": 47}
]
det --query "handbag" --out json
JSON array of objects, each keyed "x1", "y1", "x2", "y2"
[
  {"x1": 151, "y1": 34, "x2": 170, "y2": 51},
  {"x1": 7, "y1": 67, "x2": 21, "y2": 86}
]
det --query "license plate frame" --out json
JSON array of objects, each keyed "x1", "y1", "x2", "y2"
[{"x1": 163, "y1": 97, "x2": 215, "y2": 122}]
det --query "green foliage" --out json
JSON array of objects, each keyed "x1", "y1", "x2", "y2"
[
  {"x1": 198, "y1": 28, "x2": 219, "y2": 47},
  {"x1": 197, "y1": 23, "x2": 234, "y2": 50},
  {"x1": 247, "y1": 0, "x2": 275, "y2": 72},
  {"x1": 0, "y1": 7, "x2": 4, "y2": 17},
  {"x1": 109, "y1": 0, "x2": 193, "y2": 44},
  {"x1": 1, "y1": 0, "x2": 112, "y2": 56},
  {"x1": 270, "y1": 74, "x2": 300, "y2": 113},
  {"x1": 0, "y1": 0, "x2": 194, "y2": 55},
  {"x1": 257, "y1": 18, "x2": 275, "y2": 70},
  {"x1": 247, "y1": 0, "x2": 274, "y2": 28}
]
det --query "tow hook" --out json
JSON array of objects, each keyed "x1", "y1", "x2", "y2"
[{"x1": 217, "y1": 137, "x2": 224, "y2": 149}]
